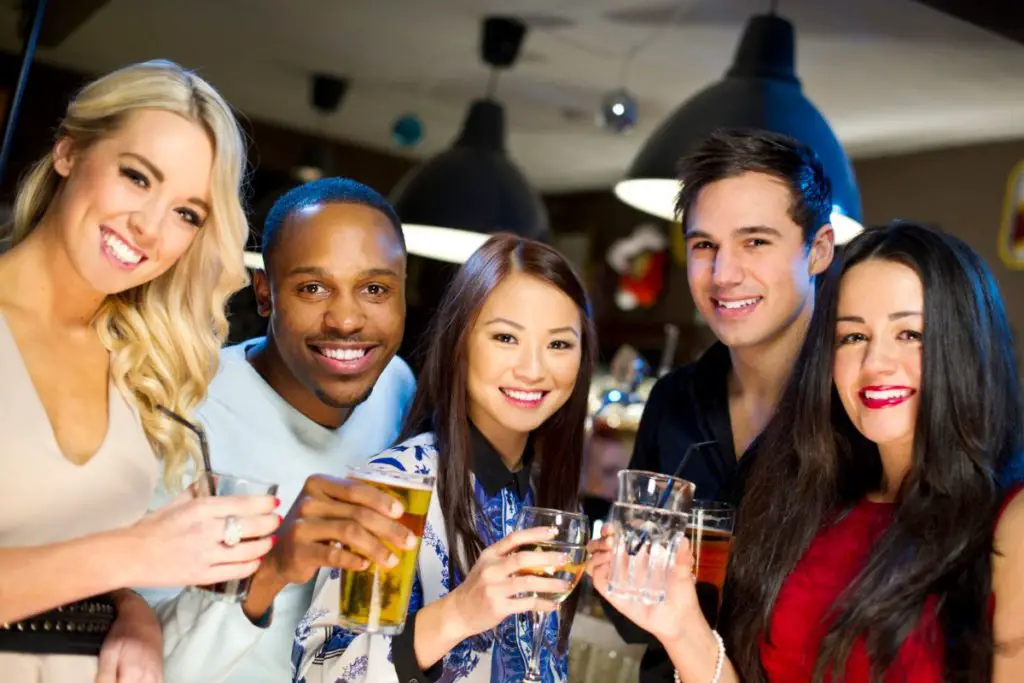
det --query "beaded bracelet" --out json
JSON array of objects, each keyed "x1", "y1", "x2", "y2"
[{"x1": 673, "y1": 629, "x2": 725, "y2": 683}]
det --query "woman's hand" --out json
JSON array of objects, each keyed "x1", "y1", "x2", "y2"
[
  {"x1": 116, "y1": 490, "x2": 280, "y2": 588},
  {"x1": 445, "y1": 526, "x2": 573, "y2": 640},
  {"x1": 586, "y1": 525, "x2": 703, "y2": 645},
  {"x1": 96, "y1": 590, "x2": 163, "y2": 683}
]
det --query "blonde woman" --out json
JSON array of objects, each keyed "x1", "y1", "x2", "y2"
[{"x1": 0, "y1": 60, "x2": 280, "y2": 682}]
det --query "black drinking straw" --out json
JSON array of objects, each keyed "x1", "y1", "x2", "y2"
[
  {"x1": 158, "y1": 406, "x2": 213, "y2": 492},
  {"x1": 628, "y1": 440, "x2": 717, "y2": 555}
]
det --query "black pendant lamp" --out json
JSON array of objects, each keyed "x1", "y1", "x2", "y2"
[
  {"x1": 391, "y1": 16, "x2": 548, "y2": 264},
  {"x1": 614, "y1": 11, "x2": 863, "y2": 243}
]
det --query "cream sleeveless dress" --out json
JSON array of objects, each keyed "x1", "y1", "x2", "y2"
[{"x1": 0, "y1": 313, "x2": 158, "y2": 682}]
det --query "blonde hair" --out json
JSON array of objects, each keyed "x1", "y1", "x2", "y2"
[{"x1": 8, "y1": 60, "x2": 249, "y2": 488}]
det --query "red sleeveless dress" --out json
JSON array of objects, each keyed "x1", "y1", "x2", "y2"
[{"x1": 759, "y1": 486, "x2": 1023, "y2": 682}]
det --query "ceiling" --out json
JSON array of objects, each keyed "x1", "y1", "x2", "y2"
[{"x1": 1, "y1": 0, "x2": 1023, "y2": 193}]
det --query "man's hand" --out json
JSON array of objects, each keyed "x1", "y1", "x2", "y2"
[
  {"x1": 96, "y1": 590, "x2": 164, "y2": 683},
  {"x1": 242, "y1": 474, "x2": 417, "y2": 621}
]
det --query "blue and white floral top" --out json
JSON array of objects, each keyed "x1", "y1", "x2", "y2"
[{"x1": 291, "y1": 430, "x2": 568, "y2": 683}]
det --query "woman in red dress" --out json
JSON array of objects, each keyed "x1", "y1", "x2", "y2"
[{"x1": 589, "y1": 221, "x2": 1024, "y2": 682}]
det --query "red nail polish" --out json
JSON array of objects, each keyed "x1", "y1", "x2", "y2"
[
  {"x1": 271, "y1": 535, "x2": 278, "y2": 546},
  {"x1": 274, "y1": 497, "x2": 281, "y2": 508},
  {"x1": 276, "y1": 514, "x2": 283, "y2": 525}
]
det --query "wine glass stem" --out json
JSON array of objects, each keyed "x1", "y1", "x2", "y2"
[{"x1": 525, "y1": 609, "x2": 546, "y2": 682}]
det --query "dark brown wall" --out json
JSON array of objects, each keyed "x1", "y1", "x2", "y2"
[{"x1": 852, "y1": 141, "x2": 1024, "y2": 347}]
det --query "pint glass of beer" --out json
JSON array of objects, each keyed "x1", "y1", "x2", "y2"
[
  {"x1": 686, "y1": 501, "x2": 735, "y2": 625},
  {"x1": 337, "y1": 467, "x2": 435, "y2": 635},
  {"x1": 192, "y1": 472, "x2": 279, "y2": 602}
]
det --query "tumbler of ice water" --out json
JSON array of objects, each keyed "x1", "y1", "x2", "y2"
[
  {"x1": 615, "y1": 470, "x2": 695, "y2": 510},
  {"x1": 337, "y1": 467, "x2": 435, "y2": 635},
  {"x1": 606, "y1": 470, "x2": 695, "y2": 603},
  {"x1": 192, "y1": 471, "x2": 279, "y2": 602}
]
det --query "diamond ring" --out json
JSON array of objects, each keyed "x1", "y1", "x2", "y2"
[{"x1": 222, "y1": 515, "x2": 243, "y2": 547}]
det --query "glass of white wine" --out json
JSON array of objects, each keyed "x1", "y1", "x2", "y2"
[{"x1": 515, "y1": 506, "x2": 589, "y2": 683}]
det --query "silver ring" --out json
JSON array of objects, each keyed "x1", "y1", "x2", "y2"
[{"x1": 222, "y1": 515, "x2": 242, "y2": 547}]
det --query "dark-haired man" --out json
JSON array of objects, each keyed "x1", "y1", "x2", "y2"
[
  {"x1": 603, "y1": 129, "x2": 836, "y2": 682},
  {"x1": 143, "y1": 178, "x2": 417, "y2": 683}
]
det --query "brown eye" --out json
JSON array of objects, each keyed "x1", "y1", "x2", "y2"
[
  {"x1": 298, "y1": 283, "x2": 328, "y2": 296},
  {"x1": 176, "y1": 208, "x2": 202, "y2": 227},
  {"x1": 120, "y1": 166, "x2": 149, "y2": 189},
  {"x1": 837, "y1": 332, "x2": 866, "y2": 346}
]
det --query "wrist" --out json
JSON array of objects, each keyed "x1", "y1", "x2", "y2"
[
  {"x1": 109, "y1": 590, "x2": 162, "y2": 639},
  {"x1": 242, "y1": 563, "x2": 286, "y2": 623},
  {"x1": 408, "y1": 592, "x2": 470, "y2": 671},
  {"x1": 109, "y1": 588, "x2": 142, "y2": 610},
  {"x1": 662, "y1": 619, "x2": 721, "y2": 683},
  {"x1": 98, "y1": 528, "x2": 142, "y2": 588},
  {"x1": 434, "y1": 591, "x2": 472, "y2": 648}
]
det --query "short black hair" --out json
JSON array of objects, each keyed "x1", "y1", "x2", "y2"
[
  {"x1": 675, "y1": 128, "x2": 832, "y2": 244},
  {"x1": 261, "y1": 177, "x2": 405, "y2": 266}
]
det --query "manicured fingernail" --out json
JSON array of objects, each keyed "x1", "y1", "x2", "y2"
[
  {"x1": 271, "y1": 536, "x2": 278, "y2": 546},
  {"x1": 558, "y1": 554, "x2": 571, "y2": 564},
  {"x1": 276, "y1": 514, "x2": 283, "y2": 525},
  {"x1": 274, "y1": 497, "x2": 281, "y2": 508},
  {"x1": 390, "y1": 502, "x2": 404, "y2": 518},
  {"x1": 385, "y1": 554, "x2": 399, "y2": 568},
  {"x1": 404, "y1": 535, "x2": 418, "y2": 550},
  {"x1": 548, "y1": 526, "x2": 558, "y2": 536}
]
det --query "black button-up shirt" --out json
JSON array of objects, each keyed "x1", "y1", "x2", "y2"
[{"x1": 471, "y1": 425, "x2": 534, "y2": 500}]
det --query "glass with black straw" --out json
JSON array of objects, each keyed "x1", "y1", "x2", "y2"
[
  {"x1": 604, "y1": 442, "x2": 715, "y2": 604},
  {"x1": 158, "y1": 405, "x2": 279, "y2": 602}
]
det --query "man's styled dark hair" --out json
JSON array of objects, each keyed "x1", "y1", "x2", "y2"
[
  {"x1": 675, "y1": 128, "x2": 832, "y2": 244},
  {"x1": 261, "y1": 177, "x2": 405, "y2": 267}
]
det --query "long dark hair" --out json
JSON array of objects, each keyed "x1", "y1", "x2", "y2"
[
  {"x1": 726, "y1": 221, "x2": 1024, "y2": 682},
  {"x1": 401, "y1": 233, "x2": 597, "y2": 646}
]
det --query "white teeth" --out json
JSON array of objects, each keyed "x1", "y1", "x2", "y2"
[
  {"x1": 320, "y1": 348, "x2": 367, "y2": 361},
  {"x1": 503, "y1": 389, "x2": 544, "y2": 402},
  {"x1": 864, "y1": 389, "x2": 911, "y2": 400},
  {"x1": 103, "y1": 232, "x2": 143, "y2": 265},
  {"x1": 717, "y1": 297, "x2": 760, "y2": 310}
]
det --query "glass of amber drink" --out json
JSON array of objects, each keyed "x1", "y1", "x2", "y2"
[
  {"x1": 515, "y1": 506, "x2": 589, "y2": 683},
  {"x1": 686, "y1": 501, "x2": 735, "y2": 625},
  {"x1": 337, "y1": 467, "x2": 434, "y2": 635}
]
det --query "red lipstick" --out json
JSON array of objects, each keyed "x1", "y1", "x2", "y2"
[{"x1": 858, "y1": 385, "x2": 915, "y2": 409}]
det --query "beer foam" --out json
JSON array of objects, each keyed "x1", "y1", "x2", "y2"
[{"x1": 350, "y1": 467, "x2": 434, "y2": 492}]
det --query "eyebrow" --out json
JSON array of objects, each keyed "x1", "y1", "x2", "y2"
[
  {"x1": 485, "y1": 317, "x2": 581, "y2": 337},
  {"x1": 685, "y1": 225, "x2": 784, "y2": 239},
  {"x1": 549, "y1": 325, "x2": 581, "y2": 338},
  {"x1": 284, "y1": 266, "x2": 400, "y2": 279},
  {"x1": 836, "y1": 311, "x2": 922, "y2": 323},
  {"x1": 120, "y1": 152, "x2": 211, "y2": 214}
]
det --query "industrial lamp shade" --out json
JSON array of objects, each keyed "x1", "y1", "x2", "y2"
[
  {"x1": 391, "y1": 99, "x2": 549, "y2": 264},
  {"x1": 614, "y1": 14, "x2": 863, "y2": 243}
]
